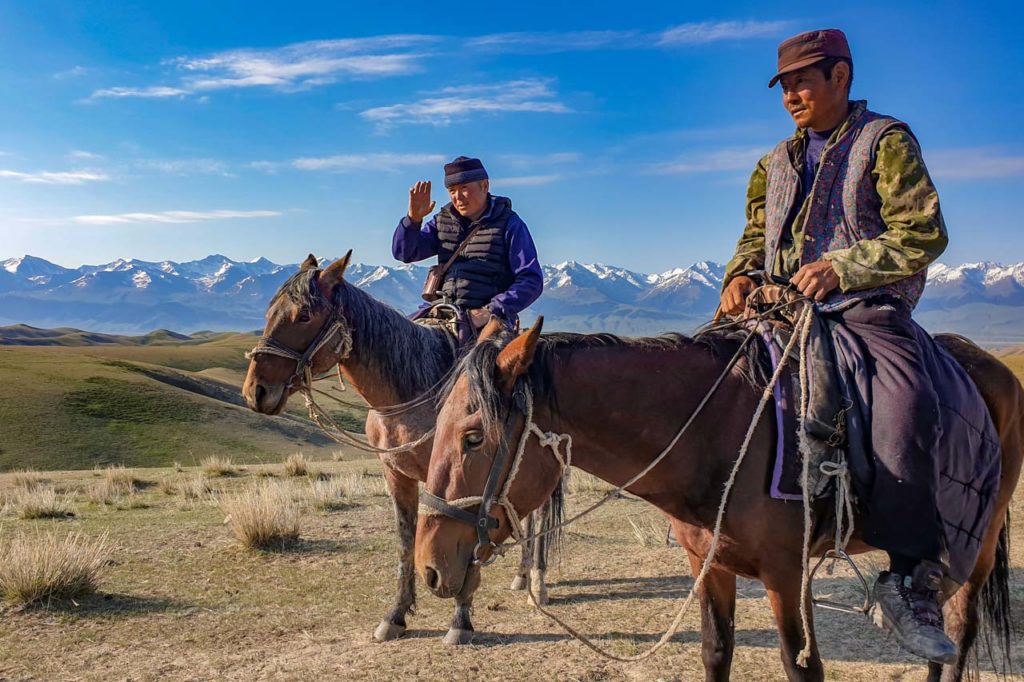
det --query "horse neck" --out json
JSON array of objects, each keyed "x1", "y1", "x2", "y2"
[
  {"x1": 533, "y1": 340, "x2": 758, "y2": 523},
  {"x1": 336, "y1": 285, "x2": 453, "y2": 408}
]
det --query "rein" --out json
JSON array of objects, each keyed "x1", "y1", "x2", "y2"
[{"x1": 421, "y1": 296, "x2": 833, "y2": 663}]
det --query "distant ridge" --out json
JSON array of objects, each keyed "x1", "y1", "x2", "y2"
[
  {"x1": 0, "y1": 324, "x2": 235, "y2": 347},
  {"x1": 2, "y1": 254, "x2": 1024, "y2": 341}
]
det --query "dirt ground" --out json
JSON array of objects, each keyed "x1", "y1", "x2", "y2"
[{"x1": 0, "y1": 460, "x2": 1022, "y2": 681}]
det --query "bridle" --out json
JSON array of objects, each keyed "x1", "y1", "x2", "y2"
[
  {"x1": 245, "y1": 278, "x2": 353, "y2": 392},
  {"x1": 419, "y1": 385, "x2": 572, "y2": 566}
]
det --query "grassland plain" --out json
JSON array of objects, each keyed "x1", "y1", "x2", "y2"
[
  {"x1": 0, "y1": 461, "x2": 1021, "y2": 681},
  {"x1": 0, "y1": 333, "x2": 364, "y2": 471},
  {"x1": 0, "y1": 336, "x2": 1022, "y2": 680}
]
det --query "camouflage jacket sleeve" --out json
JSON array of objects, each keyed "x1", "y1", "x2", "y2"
[
  {"x1": 823, "y1": 129, "x2": 948, "y2": 292},
  {"x1": 722, "y1": 153, "x2": 770, "y2": 287}
]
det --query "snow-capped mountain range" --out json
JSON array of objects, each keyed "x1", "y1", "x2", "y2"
[{"x1": 2, "y1": 255, "x2": 1024, "y2": 341}]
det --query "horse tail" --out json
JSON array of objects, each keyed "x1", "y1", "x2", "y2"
[
  {"x1": 977, "y1": 510, "x2": 1013, "y2": 678},
  {"x1": 540, "y1": 474, "x2": 567, "y2": 569}
]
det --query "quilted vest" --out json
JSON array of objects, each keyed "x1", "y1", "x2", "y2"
[
  {"x1": 764, "y1": 107, "x2": 928, "y2": 312},
  {"x1": 435, "y1": 195, "x2": 515, "y2": 310}
]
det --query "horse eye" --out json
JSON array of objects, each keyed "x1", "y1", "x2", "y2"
[
  {"x1": 298, "y1": 308, "x2": 311, "y2": 323},
  {"x1": 463, "y1": 431, "x2": 484, "y2": 449}
]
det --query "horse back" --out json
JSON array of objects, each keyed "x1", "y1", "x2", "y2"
[{"x1": 934, "y1": 333, "x2": 1024, "y2": 495}]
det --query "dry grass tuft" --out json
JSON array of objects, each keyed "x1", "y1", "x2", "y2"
[
  {"x1": 201, "y1": 455, "x2": 236, "y2": 477},
  {"x1": 178, "y1": 474, "x2": 212, "y2": 502},
  {"x1": 628, "y1": 516, "x2": 666, "y2": 547},
  {"x1": 219, "y1": 480, "x2": 300, "y2": 549},
  {"x1": 567, "y1": 469, "x2": 613, "y2": 494},
  {"x1": 9, "y1": 487, "x2": 75, "y2": 520},
  {"x1": 114, "y1": 492, "x2": 150, "y2": 511},
  {"x1": 7, "y1": 469, "x2": 48, "y2": 490},
  {"x1": 282, "y1": 452, "x2": 311, "y2": 478},
  {"x1": 0, "y1": 530, "x2": 110, "y2": 606},
  {"x1": 308, "y1": 477, "x2": 348, "y2": 511},
  {"x1": 173, "y1": 461, "x2": 184, "y2": 473},
  {"x1": 157, "y1": 476, "x2": 177, "y2": 496},
  {"x1": 339, "y1": 471, "x2": 388, "y2": 497},
  {"x1": 330, "y1": 450, "x2": 345, "y2": 462},
  {"x1": 103, "y1": 465, "x2": 144, "y2": 491}
]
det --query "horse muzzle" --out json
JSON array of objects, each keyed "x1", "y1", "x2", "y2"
[{"x1": 243, "y1": 380, "x2": 288, "y2": 415}]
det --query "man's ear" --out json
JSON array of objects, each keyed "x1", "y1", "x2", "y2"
[
  {"x1": 300, "y1": 253, "x2": 319, "y2": 270},
  {"x1": 834, "y1": 61, "x2": 851, "y2": 93},
  {"x1": 495, "y1": 316, "x2": 543, "y2": 394},
  {"x1": 476, "y1": 316, "x2": 505, "y2": 344},
  {"x1": 319, "y1": 250, "x2": 352, "y2": 291}
]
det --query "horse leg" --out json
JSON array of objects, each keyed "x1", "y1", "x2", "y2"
[
  {"x1": 528, "y1": 509, "x2": 549, "y2": 606},
  {"x1": 687, "y1": 553, "x2": 737, "y2": 682},
  {"x1": 373, "y1": 468, "x2": 418, "y2": 642},
  {"x1": 511, "y1": 512, "x2": 533, "y2": 591},
  {"x1": 444, "y1": 562, "x2": 481, "y2": 645},
  {"x1": 927, "y1": 515, "x2": 1008, "y2": 682},
  {"x1": 764, "y1": 574, "x2": 824, "y2": 682}
]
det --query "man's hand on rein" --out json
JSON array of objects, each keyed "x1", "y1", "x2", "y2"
[
  {"x1": 791, "y1": 260, "x2": 840, "y2": 301},
  {"x1": 720, "y1": 275, "x2": 756, "y2": 316}
]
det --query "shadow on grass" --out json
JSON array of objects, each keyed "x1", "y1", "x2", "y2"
[
  {"x1": 251, "y1": 536, "x2": 352, "y2": 556},
  {"x1": 5, "y1": 592, "x2": 189, "y2": 619}
]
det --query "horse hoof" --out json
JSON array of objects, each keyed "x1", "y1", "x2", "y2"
[
  {"x1": 373, "y1": 621, "x2": 406, "y2": 642},
  {"x1": 510, "y1": 575, "x2": 527, "y2": 591},
  {"x1": 443, "y1": 628, "x2": 474, "y2": 645},
  {"x1": 527, "y1": 590, "x2": 549, "y2": 606}
]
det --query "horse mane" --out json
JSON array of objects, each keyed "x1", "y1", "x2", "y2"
[
  {"x1": 443, "y1": 327, "x2": 769, "y2": 434},
  {"x1": 270, "y1": 268, "x2": 455, "y2": 402}
]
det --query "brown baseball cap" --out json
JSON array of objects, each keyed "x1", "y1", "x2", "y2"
[{"x1": 768, "y1": 29, "x2": 852, "y2": 88}]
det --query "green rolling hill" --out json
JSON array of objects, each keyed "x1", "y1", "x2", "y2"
[{"x1": 0, "y1": 327, "x2": 368, "y2": 471}]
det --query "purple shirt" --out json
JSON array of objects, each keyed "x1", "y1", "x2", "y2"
[{"x1": 391, "y1": 202, "x2": 544, "y2": 321}]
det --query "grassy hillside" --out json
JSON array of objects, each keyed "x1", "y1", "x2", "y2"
[{"x1": 0, "y1": 333, "x2": 368, "y2": 471}]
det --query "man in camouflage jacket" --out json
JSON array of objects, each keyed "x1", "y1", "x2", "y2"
[{"x1": 720, "y1": 29, "x2": 955, "y2": 664}]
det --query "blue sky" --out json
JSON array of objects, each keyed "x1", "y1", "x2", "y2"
[{"x1": 1, "y1": 0, "x2": 1022, "y2": 272}]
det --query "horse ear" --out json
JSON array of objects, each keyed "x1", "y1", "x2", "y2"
[
  {"x1": 300, "y1": 253, "x2": 319, "y2": 270},
  {"x1": 476, "y1": 317, "x2": 505, "y2": 344},
  {"x1": 495, "y1": 316, "x2": 544, "y2": 393},
  {"x1": 320, "y1": 250, "x2": 352, "y2": 289}
]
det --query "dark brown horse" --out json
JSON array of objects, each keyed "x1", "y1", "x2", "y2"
[
  {"x1": 415, "y1": 317, "x2": 1022, "y2": 681},
  {"x1": 242, "y1": 253, "x2": 561, "y2": 645}
]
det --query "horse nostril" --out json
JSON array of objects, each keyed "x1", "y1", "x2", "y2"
[
  {"x1": 255, "y1": 384, "x2": 267, "y2": 406},
  {"x1": 424, "y1": 567, "x2": 440, "y2": 591}
]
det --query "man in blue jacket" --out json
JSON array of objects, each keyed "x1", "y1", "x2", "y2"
[{"x1": 392, "y1": 156, "x2": 544, "y2": 331}]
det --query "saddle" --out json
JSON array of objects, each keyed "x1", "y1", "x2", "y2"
[
  {"x1": 741, "y1": 285, "x2": 849, "y2": 501},
  {"x1": 413, "y1": 302, "x2": 478, "y2": 350}
]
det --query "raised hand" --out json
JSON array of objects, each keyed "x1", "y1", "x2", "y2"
[{"x1": 407, "y1": 180, "x2": 436, "y2": 222}]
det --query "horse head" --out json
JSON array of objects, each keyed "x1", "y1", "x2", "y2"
[
  {"x1": 415, "y1": 317, "x2": 562, "y2": 598},
  {"x1": 242, "y1": 250, "x2": 352, "y2": 414}
]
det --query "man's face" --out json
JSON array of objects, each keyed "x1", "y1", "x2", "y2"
[
  {"x1": 779, "y1": 64, "x2": 848, "y2": 131},
  {"x1": 448, "y1": 180, "x2": 489, "y2": 219}
]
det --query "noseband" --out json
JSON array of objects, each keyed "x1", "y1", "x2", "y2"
[
  {"x1": 419, "y1": 386, "x2": 572, "y2": 565},
  {"x1": 245, "y1": 280, "x2": 353, "y2": 391}
]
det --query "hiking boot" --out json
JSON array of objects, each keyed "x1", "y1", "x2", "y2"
[{"x1": 871, "y1": 561, "x2": 956, "y2": 665}]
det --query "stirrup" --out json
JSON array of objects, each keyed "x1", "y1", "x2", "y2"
[{"x1": 810, "y1": 548, "x2": 873, "y2": 615}]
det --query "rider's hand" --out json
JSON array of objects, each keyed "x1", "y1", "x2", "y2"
[
  {"x1": 720, "y1": 275, "x2": 756, "y2": 316},
  {"x1": 407, "y1": 180, "x2": 436, "y2": 223},
  {"x1": 792, "y1": 261, "x2": 840, "y2": 302},
  {"x1": 469, "y1": 308, "x2": 492, "y2": 329}
]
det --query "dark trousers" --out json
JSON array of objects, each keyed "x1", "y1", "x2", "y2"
[{"x1": 827, "y1": 298, "x2": 943, "y2": 564}]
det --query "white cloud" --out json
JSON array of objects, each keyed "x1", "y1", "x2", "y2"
[
  {"x1": 494, "y1": 174, "x2": 563, "y2": 187},
  {"x1": 0, "y1": 169, "x2": 110, "y2": 185},
  {"x1": 467, "y1": 21, "x2": 788, "y2": 53},
  {"x1": 70, "y1": 150, "x2": 104, "y2": 161},
  {"x1": 91, "y1": 86, "x2": 190, "y2": 99},
  {"x1": 360, "y1": 79, "x2": 570, "y2": 129},
  {"x1": 54, "y1": 65, "x2": 89, "y2": 79},
  {"x1": 927, "y1": 148, "x2": 1024, "y2": 180},
  {"x1": 468, "y1": 30, "x2": 640, "y2": 53},
  {"x1": 71, "y1": 209, "x2": 282, "y2": 225},
  {"x1": 657, "y1": 20, "x2": 791, "y2": 46},
  {"x1": 646, "y1": 147, "x2": 765, "y2": 174},
  {"x1": 135, "y1": 158, "x2": 231, "y2": 175},
  {"x1": 291, "y1": 153, "x2": 445, "y2": 172},
  {"x1": 92, "y1": 35, "x2": 434, "y2": 100}
]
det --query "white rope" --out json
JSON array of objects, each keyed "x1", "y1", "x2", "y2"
[
  {"x1": 795, "y1": 307, "x2": 816, "y2": 668},
  {"x1": 519, "y1": 305, "x2": 814, "y2": 662}
]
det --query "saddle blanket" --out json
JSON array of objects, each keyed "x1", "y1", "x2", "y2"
[{"x1": 763, "y1": 317, "x2": 1001, "y2": 584}]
